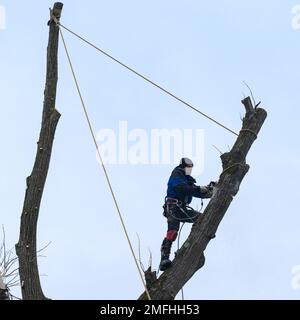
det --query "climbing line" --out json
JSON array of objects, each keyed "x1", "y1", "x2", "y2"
[
  {"x1": 240, "y1": 128, "x2": 258, "y2": 138},
  {"x1": 56, "y1": 21, "x2": 238, "y2": 136},
  {"x1": 58, "y1": 25, "x2": 151, "y2": 301},
  {"x1": 177, "y1": 222, "x2": 185, "y2": 300},
  {"x1": 219, "y1": 163, "x2": 244, "y2": 179},
  {"x1": 175, "y1": 199, "x2": 203, "y2": 301}
]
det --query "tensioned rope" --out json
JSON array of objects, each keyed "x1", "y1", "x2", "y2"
[
  {"x1": 56, "y1": 20, "x2": 152, "y2": 300},
  {"x1": 56, "y1": 21, "x2": 238, "y2": 137}
]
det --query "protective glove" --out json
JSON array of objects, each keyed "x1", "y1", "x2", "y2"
[
  {"x1": 200, "y1": 186, "x2": 209, "y2": 194},
  {"x1": 200, "y1": 186, "x2": 212, "y2": 198},
  {"x1": 207, "y1": 181, "x2": 217, "y2": 191},
  {"x1": 200, "y1": 181, "x2": 217, "y2": 198}
]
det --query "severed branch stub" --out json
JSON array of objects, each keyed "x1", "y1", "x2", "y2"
[
  {"x1": 139, "y1": 96, "x2": 267, "y2": 300},
  {"x1": 15, "y1": 3, "x2": 63, "y2": 300}
]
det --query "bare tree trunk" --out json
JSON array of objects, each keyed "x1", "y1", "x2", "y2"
[
  {"x1": 15, "y1": 2, "x2": 63, "y2": 300},
  {"x1": 139, "y1": 97, "x2": 267, "y2": 300}
]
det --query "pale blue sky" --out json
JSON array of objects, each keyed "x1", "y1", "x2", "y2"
[{"x1": 0, "y1": 0, "x2": 300, "y2": 299}]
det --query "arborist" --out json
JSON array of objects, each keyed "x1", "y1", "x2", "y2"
[{"x1": 159, "y1": 157, "x2": 216, "y2": 271}]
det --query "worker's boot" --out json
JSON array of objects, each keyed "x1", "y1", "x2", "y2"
[{"x1": 159, "y1": 238, "x2": 173, "y2": 271}]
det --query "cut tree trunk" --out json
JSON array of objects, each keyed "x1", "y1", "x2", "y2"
[
  {"x1": 139, "y1": 97, "x2": 267, "y2": 300},
  {"x1": 15, "y1": 2, "x2": 63, "y2": 300}
]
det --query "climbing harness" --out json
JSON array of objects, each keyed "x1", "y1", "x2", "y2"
[{"x1": 164, "y1": 197, "x2": 200, "y2": 222}]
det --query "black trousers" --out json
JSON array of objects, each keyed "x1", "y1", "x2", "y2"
[{"x1": 165, "y1": 204, "x2": 201, "y2": 232}]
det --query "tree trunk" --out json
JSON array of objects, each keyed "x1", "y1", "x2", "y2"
[
  {"x1": 15, "y1": 2, "x2": 63, "y2": 300},
  {"x1": 139, "y1": 97, "x2": 267, "y2": 300}
]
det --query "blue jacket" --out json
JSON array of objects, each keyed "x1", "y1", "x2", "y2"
[{"x1": 166, "y1": 166, "x2": 204, "y2": 204}]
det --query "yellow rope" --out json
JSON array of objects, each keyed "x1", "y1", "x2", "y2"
[
  {"x1": 57, "y1": 23, "x2": 151, "y2": 300},
  {"x1": 55, "y1": 20, "x2": 238, "y2": 136},
  {"x1": 240, "y1": 128, "x2": 257, "y2": 138},
  {"x1": 220, "y1": 163, "x2": 244, "y2": 179}
]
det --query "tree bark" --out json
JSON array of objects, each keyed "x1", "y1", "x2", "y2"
[
  {"x1": 15, "y1": 2, "x2": 63, "y2": 300},
  {"x1": 139, "y1": 97, "x2": 267, "y2": 300}
]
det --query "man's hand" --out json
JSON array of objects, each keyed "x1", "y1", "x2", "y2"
[
  {"x1": 200, "y1": 186, "x2": 212, "y2": 198},
  {"x1": 207, "y1": 181, "x2": 217, "y2": 190},
  {"x1": 200, "y1": 186, "x2": 209, "y2": 194},
  {"x1": 200, "y1": 181, "x2": 217, "y2": 198}
]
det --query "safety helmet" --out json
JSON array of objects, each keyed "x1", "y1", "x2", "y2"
[{"x1": 179, "y1": 157, "x2": 193, "y2": 168}]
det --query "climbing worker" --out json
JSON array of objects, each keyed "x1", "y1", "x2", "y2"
[{"x1": 159, "y1": 157, "x2": 216, "y2": 271}]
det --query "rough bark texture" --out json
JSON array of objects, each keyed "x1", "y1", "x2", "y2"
[
  {"x1": 15, "y1": 2, "x2": 63, "y2": 300},
  {"x1": 139, "y1": 97, "x2": 267, "y2": 300}
]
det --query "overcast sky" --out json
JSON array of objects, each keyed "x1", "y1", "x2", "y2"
[{"x1": 1, "y1": 0, "x2": 300, "y2": 299}]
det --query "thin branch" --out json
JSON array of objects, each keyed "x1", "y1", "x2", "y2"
[
  {"x1": 0, "y1": 227, "x2": 20, "y2": 300},
  {"x1": 136, "y1": 233, "x2": 145, "y2": 272},
  {"x1": 242, "y1": 81, "x2": 256, "y2": 107},
  {"x1": 4, "y1": 267, "x2": 19, "y2": 279},
  {"x1": 8, "y1": 292, "x2": 22, "y2": 300},
  {"x1": 147, "y1": 248, "x2": 152, "y2": 269},
  {"x1": 37, "y1": 241, "x2": 52, "y2": 254},
  {"x1": 212, "y1": 144, "x2": 223, "y2": 155},
  {"x1": 2, "y1": 226, "x2": 6, "y2": 273},
  {"x1": 6, "y1": 273, "x2": 19, "y2": 286}
]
